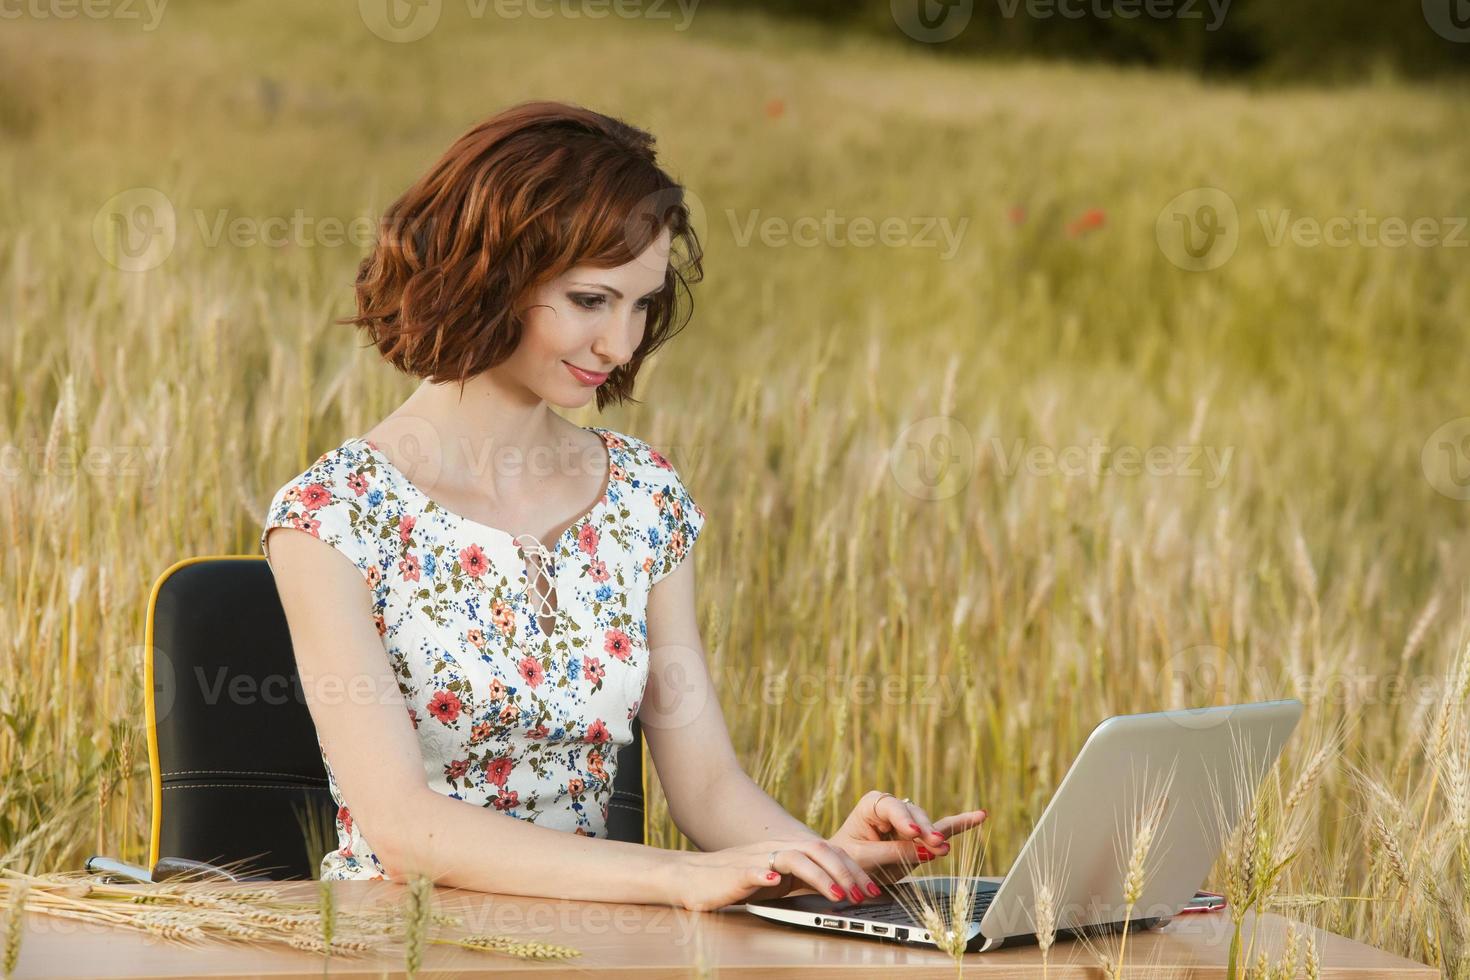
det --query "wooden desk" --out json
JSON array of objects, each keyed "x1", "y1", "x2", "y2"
[{"x1": 11, "y1": 877, "x2": 1436, "y2": 978}]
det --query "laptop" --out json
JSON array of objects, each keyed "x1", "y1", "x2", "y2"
[{"x1": 745, "y1": 699, "x2": 1303, "y2": 953}]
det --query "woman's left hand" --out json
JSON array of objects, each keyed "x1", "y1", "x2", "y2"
[{"x1": 827, "y1": 790, "x2": 988, "y2": 885}]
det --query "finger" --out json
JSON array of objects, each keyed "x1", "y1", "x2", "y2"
[
  {"x1": 798, "y1": 840, "x2": 869, "y2": 904},
  {"x1": 874, "y1": 794, "x2": 926, "y2": 839},
  {"x1": 736, "y1": 865, "x2": 784, "y2": 904},
  {"x1": 844, "y1": 836, "x2": 940, "y2": 871},
  {"x1": 829, "y1": 841, "x2": 883, "y2": 900},
  {"x1": 902, "y1": 801, "x2": 948, "y2": 849},
  {"x1": 933, "y1": 808, "x2": 989, "y2": 839},
  {"x1": 779, "y1": 849, "x2": 848, "y2": 904}
]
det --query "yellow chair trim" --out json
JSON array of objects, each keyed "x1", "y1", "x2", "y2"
[{"x1": 144, "y1": 554, "x2": 266, "y2": 873}]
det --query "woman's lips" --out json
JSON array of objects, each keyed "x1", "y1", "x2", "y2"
[{"x1": 564, "y1": 361, "x2": 609, "y2": 385}]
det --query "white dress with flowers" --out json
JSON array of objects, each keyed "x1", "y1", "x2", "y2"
[{"x1": 259, "y1": 425, "x2": 705, "y2": 881}]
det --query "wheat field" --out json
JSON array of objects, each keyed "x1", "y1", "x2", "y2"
[{"x1": 2, "y1": 2, "x2": 1469, "y2": 975}]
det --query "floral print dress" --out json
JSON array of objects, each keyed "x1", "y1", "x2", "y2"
[{"x1": 259, "y1": 425, "x2": 705, "y2": 881}]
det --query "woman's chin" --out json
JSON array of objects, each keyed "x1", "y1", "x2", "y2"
[{"x1": 544, "y1": 385, "x2": 598, "y2": 410}]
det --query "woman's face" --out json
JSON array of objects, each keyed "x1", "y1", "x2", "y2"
[{"x1": 504, "y1": 225, "x2": 673, "y2": 409}]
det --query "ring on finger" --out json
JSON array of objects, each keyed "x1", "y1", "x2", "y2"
[{"x1": 767, "y1": 850, "x2": 780, "y2": 872}]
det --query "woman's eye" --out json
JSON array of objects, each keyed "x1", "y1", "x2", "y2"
[
  {"x1": 635, "y1": 296, "x2": 653, "y2": 311},
  {"x1": 571, "y1": 293, "x2": 605, "y2": 310}
]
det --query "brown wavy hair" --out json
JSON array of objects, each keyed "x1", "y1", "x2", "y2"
[{"x1": 339, "y1": 100, "x2": 703, "y2": 410}]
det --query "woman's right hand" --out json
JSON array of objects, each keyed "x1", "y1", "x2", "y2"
[{"x1": 663, "y1": 837, "x2": 884, "y2": 912}]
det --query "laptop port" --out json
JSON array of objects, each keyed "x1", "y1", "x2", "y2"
[
  {"x1": 848, "y1": 922, "x2": 864, "y2": 932},
  {"x1": 869, "y1": 925, "x2": 889, "y2": 936},
  {"x1": 895, "y1": 927, "x2": 910, "y2": 941},
  {"x1": 820, "y1": 917, "x2": 842, "y2": 928}
]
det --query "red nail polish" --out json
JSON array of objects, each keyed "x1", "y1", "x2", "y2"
[
  {"x1": 766, "y1": 871, "x2": 779, "y2": 881},
  {"x1": 849, "y1": 885, "x2": 863, "y2": 904},
  {"x1": 910, "y1": 823, "x2": 923, "y2": 835},
  {"x1": 866, "y1": 882, "x2": 881, "y2": 897},
  {"x1": 933, "y1": 830, "x2": 946, "y2": 841},
  {"x1": 829, "y1": 884, "x2": 846, "y2": 900},
  {"x1": 916, "y1": 846, "x2": 931, "y2": 860}
]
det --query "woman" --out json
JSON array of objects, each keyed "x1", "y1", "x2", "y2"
[{"x1": 261, "y1": 100, "x2": 986, "y2": 911}]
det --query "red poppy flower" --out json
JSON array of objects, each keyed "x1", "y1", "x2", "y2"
[
  {"x1": 1065, "y1": 207, "x2": 1107, "y2": 238},
  {"x1": 398, "y1": 514, "x2": 415, "y2": 543},
  {"x1": 577, "y1": 522, "x2": 599, "y2": 556},
  {"x1": 445, "y1": 758, "x2": 469, "y2": 780},
  {"x1": 585, "y1": 718, "x2": 610, "y2": 743}
]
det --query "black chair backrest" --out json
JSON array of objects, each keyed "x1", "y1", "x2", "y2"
[{"x1": 146, "y1": 556, "x2": 645, "y2": 880}]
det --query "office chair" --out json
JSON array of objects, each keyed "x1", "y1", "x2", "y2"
[{"x1": 91, "y1": 555, "x2": 647, "y2": 883}]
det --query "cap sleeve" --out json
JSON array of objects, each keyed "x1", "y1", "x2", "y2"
[
  {"x1": 259, "y1": 445, "x2": 383, "y2": 592},
  {"x1": 645, "y1": 446, "x2": 706, "y2": 586}
]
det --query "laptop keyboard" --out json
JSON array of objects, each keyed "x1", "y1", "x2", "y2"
[{"x1": 851, "y1": 885, "x2": 996, "y2": 926}]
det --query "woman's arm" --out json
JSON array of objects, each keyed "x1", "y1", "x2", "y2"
[
  {"x1": 643, "y1": 540, "x2": 989, "y2": 892},
  {"x1": 642, "y1": 552, "x2": 824, "y2": 849},
  {"x1": 266, "y1": 527, "x2": 689, "y2": 902}
]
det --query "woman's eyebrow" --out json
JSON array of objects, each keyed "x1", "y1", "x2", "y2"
[{"x1": 568, "y1": 281, "x2": 662, "y2": 299}]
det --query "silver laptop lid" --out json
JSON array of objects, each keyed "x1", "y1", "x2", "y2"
[{"x1": 978, "y1": 699, "x2": 1303, "y2": 941}]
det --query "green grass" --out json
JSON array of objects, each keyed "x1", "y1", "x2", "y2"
[{"x1": 2, "y1": 2, "x2": 1469, "y2": 974}]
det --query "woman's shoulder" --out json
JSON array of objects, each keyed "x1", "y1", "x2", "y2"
[
  {"x1": 596, "y1": 426, "x2": 686, "y2": 481},
  {"x1": 264, "y1": 437, "x2": 376, "y2": 515}
]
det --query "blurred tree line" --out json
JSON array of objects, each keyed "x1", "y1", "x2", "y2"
[{"x1": 721, "y1": 0, "x2": 1470, "y2": 81}]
